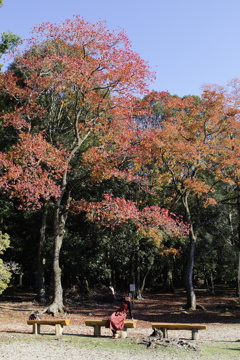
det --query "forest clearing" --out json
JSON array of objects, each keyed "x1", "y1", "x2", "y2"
[
  {"x1": 0, "y1": 286, "x2": 239, "y2": 359},
  {"x1": 1, "y1": 7, "x2": 240, "y2": 360}
]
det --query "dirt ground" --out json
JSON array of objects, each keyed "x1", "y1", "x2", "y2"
[
  {"x1": 0, "y1": 285, "x2": 239, "y2": 335},
  {"x1": 0, "y1": 286, "x2": 240, "y2": 359}
]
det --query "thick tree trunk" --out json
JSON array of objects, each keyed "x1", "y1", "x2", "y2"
[
  {"x1": 37, "y1": 205, "x2": 47, "y2": 304},
  {"x1": 48, "y1": 205, "x2": 68, "y2": 314},
  {"x1": 45, "y1": 128, "x2": 90, "y2": 313}
]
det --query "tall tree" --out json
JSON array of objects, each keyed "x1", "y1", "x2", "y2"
[
  {"x1": 132, "y1": 90, "x2": 239, "y2": 308},
  {"x1": 209, "y1": 80, "x2": 240, "y2": 295},
  {"x1": 0, "y1": 16, "x2": 154, "y2": 312}
]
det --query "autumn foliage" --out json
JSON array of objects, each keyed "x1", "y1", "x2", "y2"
[
  {"x1": 0, "y1": 132, "x2": 69, "y2": 208},
  {"x1": 0, "y1": 16, "x2": 154, "y2": 208},
  {"x1": 73, "y1": 194, "x2": 190, "y2": 244},
  {"x1": 1, "y1": 15, "x2": 240, "y2": 308}
]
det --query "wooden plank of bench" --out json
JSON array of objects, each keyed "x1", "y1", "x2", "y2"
[
  {"x1": 151, "y1": 322, "x2": 207, "y2": 340},
  {"x1": 27, "y1": 319, "x2": 70, "y2": 336},
  {"x1": 85, "y1": 319, "x2": 136, "y2": 337}
]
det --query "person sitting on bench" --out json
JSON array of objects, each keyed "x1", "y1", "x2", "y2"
[{"x1": 108, "y1": 286, "x2": 133, "y2": 339}]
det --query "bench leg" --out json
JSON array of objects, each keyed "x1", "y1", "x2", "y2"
[
  {"x1": 161, "y1": 328, "x2": 168, "y2": 338},
  {"x1": 32, "y1": 324, "x2": 40, "y2": 335},
  {"x1": 192, "y1": 329, "x2": 199, "y2": 340},
  {"x1": 93, "y1": 325, "x2": 101, "y2": 337},
  {"x1": 120, "y1": 330, "x2": 127, "y2": 338},
  {"x1": 55, "y1": 324, "x2": 63, "y2": 336}
]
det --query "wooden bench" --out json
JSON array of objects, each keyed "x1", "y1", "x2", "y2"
[
  {"x1": 27, "y1": 319, "x2": 70, "y2": 336},
  {"x1": 85, "y1": 319, "x2": 137, "y2": 337},
  {"x1": 151, "y1": 322, "x2": 207, "y2": 340}
]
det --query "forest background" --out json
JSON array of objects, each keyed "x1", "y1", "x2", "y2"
[{"x1": 0, "y1": 0, "x2": 239, "y2": 314}]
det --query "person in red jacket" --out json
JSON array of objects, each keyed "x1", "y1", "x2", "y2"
[{"x1": 108, "y1": 286, "x2": 134, "y2": 338}]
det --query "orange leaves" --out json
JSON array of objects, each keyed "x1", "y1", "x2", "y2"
[
  {"x1": 134, "y1": 90, "x2": 240, "y2": 205},
  {"x1": 159, "y1": 247, "x2": 180, "y2": 258},
  {"x1": 183, "y1": 178, "x2": 213, "y2": 196}
]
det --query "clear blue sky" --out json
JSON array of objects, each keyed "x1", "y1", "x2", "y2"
[{"x1": 1, "y1": 0, "x2": 240, "y2": 97}]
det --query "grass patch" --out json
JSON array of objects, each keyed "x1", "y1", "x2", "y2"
[
  {"x1": 0, "y1": 333, "x2": 239, "y2": 359},
  {"x1": 200, "y1": 341, "x2": 240, "y2": 359}
]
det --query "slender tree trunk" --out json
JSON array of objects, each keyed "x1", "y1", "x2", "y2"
[
  {"x1": 139, "y1": 256, "x2": 154, "y2": 297},
  {"x1": 37, "y1": 205, "x2": 48, "y2": 304},
  {"x1": 186, "y1": 234, "x2": 196, "y2": 309},
  {"x1": 135, "y1": 242, "x2": 143, "y2": 299},
  {"x1": 238, "y1": 252, "x2": 240, "y2": 297},
  {"x1": 183, "y1": 192, "x2": 197, "y2": 310},
  {"x1": 162, "y1": 265, "x2": 175, "y2": 293},
  {"x1": 210, "y1": 271, "x2": 215, "y2": 295},
  {"x1": 227, "y1": 192, "x2": 240, "y2": 296},
  {"x1": 129, "y1": 251, "x2": 135, "y2": 286},
  {"x1": 237, "y1": 191, "x2": 240, "y2": 297}
]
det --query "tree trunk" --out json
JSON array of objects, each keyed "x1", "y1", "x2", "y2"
[
  {"x1": 161, "y1": 265, "x2": 175, "y2": 293},
  {"x1": 48, "y1": 204, "x2": 68, "y2": 314},
  {"x1": 44, "y1": 129, "x2": 90, "y2": 313},
  {"x1": 37, "y1": 205, "x2": 47, "y2": 304},
  {"x1": 182, "y1": 192, "x2": 197, "y2": 310},
  {"x1": 237, "y1": 192, "x2": 240, "y2": 297},
  {"x1": 186, "y1": 236, "x2": 196, "y2": 309},
  {"x1": 238, "y1": 251, "x2": 240, "y2": 297},
  {"x1": 135, "y1": 243, "x2": 143, "y2": 299},
  {"x1": 210, "y1": 271, "x2": 215, "y2": 295},
  {"x1": 139, "y1": 256, "x2": 154, "y2": 297}
]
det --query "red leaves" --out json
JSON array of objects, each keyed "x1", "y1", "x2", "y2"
[
  {"x1": 73, "y1": 194, "x2": 190, "y2": 241},
  {"x1": 0, "y1": 16, "x2": 155, "y2": 210},
  {"x1": 0, "y1": 132, "x2": 69, "y2": 208},
  {"x1": 18, "y1": 16, "x2": 154, "y2": 100},
  {"x1": 74, "y1": 194, "x2": 139, "y2": 227}
]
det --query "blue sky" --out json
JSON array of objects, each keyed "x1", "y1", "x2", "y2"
[{"x1": 1, "y1": 0, "x2": 240, "y2": 97}]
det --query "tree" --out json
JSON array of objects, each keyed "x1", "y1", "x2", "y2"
[
  {"x1": 210, "y1": 80, "x2": 240, "y2": 295},
  {"x1": 0, "y1": 32, "x2": 21, "y2": 56},
  {"x1": 0, "y1": 16, "x2": 154, "y2": 312},
  {"x1": 74, "y1": 193, "x2": 189, "y2": 297},
  {"x1": 132, "y1": 90, "x2": 239, "y2": 308},
  {"x1": 202, "y1": 81, "x2": 240, "y2": 296},
  {"x1": 0, "y1": 231, "x2": 11, "y2": 294}
]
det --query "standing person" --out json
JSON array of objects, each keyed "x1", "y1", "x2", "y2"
[{"x1": 108, "y1": 286, "x2": 134, "y2": 338}]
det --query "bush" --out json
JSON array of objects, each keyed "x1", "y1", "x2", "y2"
[{"x1": 0, "y1": 231, "x2": 11, "y2": 294}]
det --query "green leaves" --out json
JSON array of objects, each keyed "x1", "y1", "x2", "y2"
[
  {"x1": 0, "y1": 32, "x2": 21, "y2": 55},
  {"x1": 0, "y1": 231, "x2": 11, "y2": 295}
]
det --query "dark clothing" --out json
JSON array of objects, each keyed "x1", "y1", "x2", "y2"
[{"x1": 109, "y1": 296, "x2": 133, "y2": 332}]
